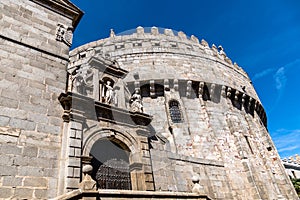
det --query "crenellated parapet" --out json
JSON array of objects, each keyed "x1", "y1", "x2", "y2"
[
  {"x1": 70, "y1": 26, "x2": 249, "y2": 79},
  {"x1": 68, "y1": 26, "x2": 266, "y2": 127},
  {"x1": 282, "y1": 155, "x2": 300, "y2": 179}
]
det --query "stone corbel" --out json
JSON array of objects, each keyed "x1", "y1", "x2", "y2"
[
  {"x1": 234, "y1": 90, "x2": 240, "y2": 102},
  {"x1": 186, "y1": 80, "x2": 192, "y2": 98},
  {"x1": 164, "y1": 79, "x2": 170, "y2": 91},
  {"x1": 198, "y1": 82, "x2": 205, "y2": 106},
  {"x1": 134, "y1": 81, "x2": 140, "y2": 91},
  {"x1": 221, "y1": 85, "x2": 226, "y2": 98},
  {"x1": 199, "y1": 82, "x2": 204, "y2": 98},
  {"x1": 247, "y1": 97, "x2": 253, "y2": 111},
  {"x1": 174, "y1": 79, "x2": 179, "y2": 91},
  {"x1": 242, "y1": 93, "x2": 246, "y2": 104},
  {"x1": 150, "y1": 80, "x2": 155, "y2": 98},
  {"x1": 227, "y1": 87, "x2": 232, "y2": 99},
  {"x1": 210, "y1": 83, "x2": 215, "y2": 100}
]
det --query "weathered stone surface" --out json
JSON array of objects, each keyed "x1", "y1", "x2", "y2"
[
  {"x1": 24, "y1": 177, "x2": 48, "y2": 187},
  {"x1": 0, "y1": 0, "x2": 82, "y2": 198},
  {"x1": 0, "y1": 0, "x2": 297, "y2": 199}
]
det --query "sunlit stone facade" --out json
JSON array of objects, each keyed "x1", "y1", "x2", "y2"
[{"x1": 0, "y1": 0, "x2": 298, "y2": 199}]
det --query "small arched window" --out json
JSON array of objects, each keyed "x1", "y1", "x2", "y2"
[{"x1": 169, "y1": 100, "x2": 182, "y2": 123}]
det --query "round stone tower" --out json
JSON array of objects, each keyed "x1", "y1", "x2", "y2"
[{"x1": 59, "y1": 27, "x2": 297, "y2": 199}]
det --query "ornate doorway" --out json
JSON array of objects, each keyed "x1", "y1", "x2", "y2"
[{"x1": 90, "y1": 138, "x2": 131, "y2": 190}]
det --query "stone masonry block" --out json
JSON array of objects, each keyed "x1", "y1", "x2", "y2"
[
  {"x1": 38, "y1": 148, "x2": 59, "y2": 159},
  {"x1": 1, "y1": 89, "x2": 30, "y2": 102},
  {"x1": 23, "y1": 177, "x2": 47, "y2": 187},
  {"x1": 68, "y1": 147, "x2": 75, "y2": 157},
  {"x1": 73, "y1": 167, "x2": 81, "y2": 178},
  {"x1": 0, "y1": 144, "x2": 22, "y2": 155},
  {"x1": 49, "y1": 116, "x2": 62, "y2": 126},
  {"x1": 0, "y1": 154, "x2": 14, "y2": 166},
  {"x1": 69, "y1": 138, "x2": 81, "y2": 148},
  {"x1": 34, "y1": 189, "x2": 47, "y2": 199},
  {"x1": 68, "y1": 157, "x2": 81, "y2": 167},
  {"x1": 74, "y1": 147, "x2": 81, "y2": 157},
  {"x1": 19, "y1": 102, "x2": 47, "y2": 114},
  {"x1": 14, "y1": 188, "x2": 34, "y2": 199},
  {"x1": 70, "y1": 121, "x2": 83, "y2": 130},
  {"x1": 67, "y1": 167, "x2": 74, "y2": 178},
  {"x1": 0, "y1": 115, "x2": 10, "y2": 126},
  {"x1": 37, "y1": 123, "x2": 60, "y2": 135},
  {"x1": 0, "y1": 106, "x2": 27, "y2": 119},
  {"x1": 22, "y1": 146, "x2": 38, "y2": 157},
  {"x1": 0, "y1": 165, "x2": 17, "y2": 176},
  {"x1": 0, "y1": 187, "x2": 13, "y2": 199},
  {"x1": 0, "y1": 97, "x2": 19, "y2": 108},
  {"x1": 43, "y1": 168, "x2": 56, "y2": 177},
  {"x1": 18, "y1": 166, "x2": 44, "y2": 177},
  {"x1": 9, "y1": 118, "x2": 36, "y2": 130},
  {"x1": 2, "y1": 176, "x2": 23, "y2": 187},
  {"x1": 66, "y1": 177, "x2": 79, "y2": 189},
  {"x1": 27, "y1": 112, "x2": 48, "y2": 124},
  {"x1": 69, "y1": 129, "x2": 76, "y2": 138}
]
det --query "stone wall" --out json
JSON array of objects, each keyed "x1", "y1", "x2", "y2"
[
  {"x1": 67, "y1": 27, "x2": 298, "y2": 199},
  {"x1": 0, "y1": 0, "x2": 82, "y2": 198}
]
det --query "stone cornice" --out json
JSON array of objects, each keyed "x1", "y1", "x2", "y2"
[
  {"x1": 30, "y1": 0, "x2": 83, "y2": 28},
  {"x1": 58, "y1": 92, "x2": 153, "y2": 127}
]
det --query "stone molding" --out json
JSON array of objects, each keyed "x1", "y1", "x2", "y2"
[
  {"x1": 29, "y1": 0, "x2": 83, "y2": 28},
  {"x1": 52, "y1": 189, "x2": 211, "y2": 200},
  {"x1": 58, "y1": 92, "x2": 153, "y2": 126},
  {"x1": 126, "y1": 79, "x2": 267, "y2": 127}
]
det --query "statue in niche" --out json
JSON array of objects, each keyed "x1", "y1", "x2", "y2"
[
  {"x1": 129, "y1": 89, "x2": 143, "y2": 113},
  {"x1": 101, "y1": 80, "x2": 118, "y2": 105}
]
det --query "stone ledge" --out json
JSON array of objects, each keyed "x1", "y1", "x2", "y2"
[
  {"x1": 52, "y1": 189, "x2": 211, "y2": 200},
  {"x1": 167, "y1": 152, "x2": 224, "y2": 167}
]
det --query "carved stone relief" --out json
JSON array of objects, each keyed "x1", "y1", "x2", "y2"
[
  {"x1": 56, "y1": 23, "x2": 73, "y2": 46},
  {"x1": 129, "y1": 89, "x2": 143, "y2": 113},
  {"x1": 70, "y1": 66, "x2": 94, "y2": 96}
]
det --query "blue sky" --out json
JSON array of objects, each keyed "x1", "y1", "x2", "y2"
[{"x1": 70, "y1": 0, "x2": 300, "y2": 158}]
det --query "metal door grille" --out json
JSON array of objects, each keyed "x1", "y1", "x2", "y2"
[{"x1": 96, "y1": 158, "x2": 131, "y2": 190}]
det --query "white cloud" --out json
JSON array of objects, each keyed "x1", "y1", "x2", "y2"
[
  {"x1": 271, "y1": 129, "x2": 300, "y2": 158},
  {"x1": 273, "y1": 67, "x2": 287, "y2": 90},
  {"x1": 252, "y1": 68, "x2": 275, "y2": 81}
]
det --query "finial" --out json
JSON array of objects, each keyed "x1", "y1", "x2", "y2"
[
  {"x1": 164, "y1": 28, "x2": 174, "y2": 36},
  {"x1": 211, "y1": 44, "x2": 218, "y2": 52},
  {"x1": 201, "y1": 39, "x2": 209, "y2": 47},
  {"x1": 136, "y1": 26, "x2": 144, "y2": 35},
  {"x1": 190, "y1": 35, "x2": 199, "y2": 43},
  {"x1": 178, "y1": 31, "x2": 187, "y2": 39},
  {"x1": 110, "y1": 29, "x2": 115, "y2": 37},
  {"x1": 218, "y1": 45, "x2": 226, "y2": 57},
  {"x1": 151, "y1": 26, "x2": 159, "y2": 35}
]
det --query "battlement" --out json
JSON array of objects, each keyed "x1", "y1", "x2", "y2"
[
  {"x1": 282, "y1": 155, "x2": 300, "y2": 166},
  {"x1": 70, "y1": 26, "x2": 249, "y2": 79}
]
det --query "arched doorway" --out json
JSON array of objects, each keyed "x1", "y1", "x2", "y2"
[{"x1": 90, "y1": 138, "x2": 132, "y2": 190}]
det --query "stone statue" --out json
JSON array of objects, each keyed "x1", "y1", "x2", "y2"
[
  {"x1": 105, "y1": 81, "x2": 113, "y2": 103},
  {"x1": 129, "y1": 89, "x2": 143, "y2": 112},
  {"x1": 102, "y1": 80, "x2": 114, "y2": 104},
  {"x1": 74, "y1": 69, "x2": 93, "y2": 95}
]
